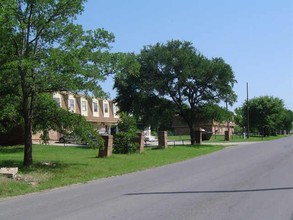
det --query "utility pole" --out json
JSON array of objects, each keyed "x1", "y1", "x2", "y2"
[
  {"x1": 225, "y1": 98, "x2": 230, "y2": 141},
  {"x1": 246, "y1": 82, "x2": 249, "y2": 139}
]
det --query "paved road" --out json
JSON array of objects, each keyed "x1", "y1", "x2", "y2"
[{"x1": 1, "y1": 137, "x2": 292, "y2": 220}]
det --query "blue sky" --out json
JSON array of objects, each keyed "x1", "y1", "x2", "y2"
[{"x1": 77, "y1": 0, "x2": 293, "y2": 111}]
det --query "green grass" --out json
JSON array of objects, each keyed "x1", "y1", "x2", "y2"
[
  {"x1": 0, "y1": 144, "x2": 224, "y2": 198},
  {"x1": 206, "y1": 134, "x2": 290, "y2": 142},
  {"x1": 168, "y1": 134, "x2": 290, "y2": 142}
]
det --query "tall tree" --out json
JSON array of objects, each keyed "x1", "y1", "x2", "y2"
[
  {"x1": 279, "y1": 109, "x2": 293, "y2": 133},
  {"x1": 235, "y1": 96, "x2": 291, "y2": 136},
  {"x1": 115, "y1": 40, "x2": 237, "y2": 144},
  {"x1": 0, "y1": 0, "x2": 119, "y2": 166},
  {"x1": 114, "y1": 58, "x2": 177, "y2": 131}
]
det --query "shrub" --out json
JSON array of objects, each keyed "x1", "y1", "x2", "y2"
[{"x1": 113, "y1": 113, "x2": 138, "y2": 154}]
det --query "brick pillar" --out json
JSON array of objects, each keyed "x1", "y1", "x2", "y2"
[
  {"x1": 224, "y1": 130, "x2": 230, "y2": 141},
  {"x1": 158, "y1": 131, "x2": 168, "y2": 149},
  {"x1": 137, "y1": 132, "x2": 144, "y2": 153},
  {"x1": 98, "y1": 135, "x2": 113, "y2": 158},
  {"x1": 195, "y1": 130, "x2": 202, "y2": 145}
]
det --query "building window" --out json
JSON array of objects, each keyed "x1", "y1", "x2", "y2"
[
  {"x1": 93, "y1": 102, "x2": 98, "y2": 113},
  {"x1": 104, "y1": 103, "x2": 109, "y2": 113},
  {"x1": 82, "y1": 100, "x2": 87, "y2": 112},
  {"x1": 103, "y1": 100, "x2": 110, "y2": 117},
  {"x1": 92, "y1": 99, "x2": 99, "y2": 117},
  {"x1": 80, "y1": 98, "x2": 88, "y2": 116},
  {"x1": 54, "y1": 97, "x2": 61, "y2": 107},
  {"x1": 69, "y1": 99, "x2": 75, "y2": 112}
]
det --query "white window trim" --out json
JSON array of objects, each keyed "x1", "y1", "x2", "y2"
[
  {"x1": 92, "y1": 98, "x2": 99, "y2": 117},
  {"x1": 103, "y1": 100, "x2": 110, "y2": 118},
  {"x1": 53, "y1": 93, "x2": 62, "y2": 107},
  {"x1": 68, "y1": 95, "x2": 75, "y2": 113},
  {"x1": 80, "y1": 97, "x2": 88, "y2": 116}
]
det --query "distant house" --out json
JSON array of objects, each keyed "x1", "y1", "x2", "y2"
[
  {"x1": 0, "y1": 92, "x2": 119, "y2": 145},
  {"x1": 172, "y1": 115, "x2": 235, "y2": 136}
]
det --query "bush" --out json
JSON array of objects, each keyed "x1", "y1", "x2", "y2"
[
  {"x1": 113, "y1": 113, "x2": 139, "y2": 154},
  {"x1": 113, "y1": 132, "x2": 138, "y2": 154}
]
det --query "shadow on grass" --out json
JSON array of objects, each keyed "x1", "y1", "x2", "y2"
[
  {"x1": 0, "y1": 160, "x2": 79, "y2": 174},
  {"x1": 189, "y1": 145, "x2": 221, "y2": 148},
  {"x1": 0, "y1": 160, "x2": 22, "y2": 167},
  {"x1": 151, "y1": 145, "x2": 220, "y2": 149},
  {"x1": 0, "y1": 146, "x2": 24, "y2": 154},
  {"x1": 21, "y1": 162, "x2": 67, "y2": 174},
  {"x1": 76, "y1": 145, "x2": 97, "y2": 150}
]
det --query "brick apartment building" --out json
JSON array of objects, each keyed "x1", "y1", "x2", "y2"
[
  {"x1": 0, "y1": 92, "x2": 119, "y2": 145},
  {"x1": 172, "y1": 115, "x2": 235, "y2": 136}
]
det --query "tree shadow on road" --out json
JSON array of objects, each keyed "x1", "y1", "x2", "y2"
[{"x1": 125, "y1": 187, "x2": 293, "y2": 196}]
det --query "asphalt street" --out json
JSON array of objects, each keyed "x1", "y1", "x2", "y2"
[{"x1": 0, "y1": 136, "x2": 292, "y2": 220}]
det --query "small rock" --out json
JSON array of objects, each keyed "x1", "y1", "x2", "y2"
[
  {"x1": 30, "y1": 181, "x2": 39, "y2": 186},
  {"x1": 41, "y1": 162, "x2": 56, "y2": 167},
  {"x1": 0, "y1": 167, "x2": 18, "y2": 179}
]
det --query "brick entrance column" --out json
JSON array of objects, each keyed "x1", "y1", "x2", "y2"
[
  {"x1": 195, "y1": 130, "x2": 202, "y2": 144},
  {"x1": 137, "y1": 132, "x2": 144, "y2": 153},
  {"x1": 224, "y1": 130, "x2": 230, "y2": 141},
  {"x1": 158, "y1": 131, "x2": 168, "y2": 149},
  {"x1": 98, "y1": 135, "x2": 113, "y2": 158}
]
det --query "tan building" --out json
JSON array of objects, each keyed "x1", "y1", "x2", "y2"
[
  {"x1": 31, "y1": 92, "x2": 119, "y2": 143},
  {"x1": 172, "y1": 115, "x2": 235, "y2": 136},
  {"x1": 0, "y1": 92, "x2": 119, "y2": 145}
]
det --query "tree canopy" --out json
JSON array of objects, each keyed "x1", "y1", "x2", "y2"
[
  {"x1": 115, "y1": 40, "x2": 237, "y2": 144},
  {"x1": 0, "y1": 0, "x2": 125, "y2": 165},
  {"x1": 235, "y1": 96, "x2": 293, "y2": 136}
]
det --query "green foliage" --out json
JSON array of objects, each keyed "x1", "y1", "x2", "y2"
[
  {"x1": 113, "y1": 54, "x2": 175, "y2": 131},
  {"x1": 233, "y1": 125, "x2": 243, "y2": 134},
  {"x1": 279, "y1": 109, "x2": 293, "y2": 132},
  {"x1": 115, "y1": 40, "x2": 237, "y2": 144},
  {"x1": 113, "y1": 132, "x2": 138, "y2": 154},
  {"x1": 196, "y1": 104, "x2": 233, "y2": 123},
  {"x1": 0, "y1": 94, "x2": 22, "y2": 133},
  {"x1": 0, "y1": 64, "x2": 22, "y2": 133},
  {"x1": 32, "y1": 94, "x2": 103, "y2": 148},
  {"x1": 113, "y1": 113, "x2": 139, "y2": 154},
  {"x1": 0, "y1": 1, "x2": 127, "y2": 165},
  {"x1": 138, "y1": 41, "x2": 237, "y2": 105},
  {"x1": 235, "y1": 96, "x2": 293, "y2": 135}
]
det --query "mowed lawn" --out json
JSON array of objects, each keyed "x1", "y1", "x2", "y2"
[
  {"x1": 168, "y1": 134, "x2": 290, "y2": 142},
  {"x1": 0, "y1": 144, "x2": 224, "y2": 198}
]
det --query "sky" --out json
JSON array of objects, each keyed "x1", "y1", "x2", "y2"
[{"x1": 77, "y1": 0, "x2": 293, "y2": 111}]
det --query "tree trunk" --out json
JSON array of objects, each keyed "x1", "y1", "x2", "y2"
[
  {"x1": 189, "y1": 126, "x2": 196, "y2": 145},
  {"x1": 22, "y1": 94, "x2": 33, "y2": 166},
  {"x1": 21, "y1": 66, "x2": 33, "y2": 166},
  {"x1": 23, "y1": 117, "x2": 33, "y2": 166}
]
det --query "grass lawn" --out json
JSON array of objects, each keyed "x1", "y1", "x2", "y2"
[
  {"x1": 168, "y1": 134, "x2": 290, "y2": 142},
  {"x1": 0, "y1": 144, "x2": 224, "y2": 198},
  {"x1": 206, "y1": 134, "x2": 290, "y2": 142}
]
